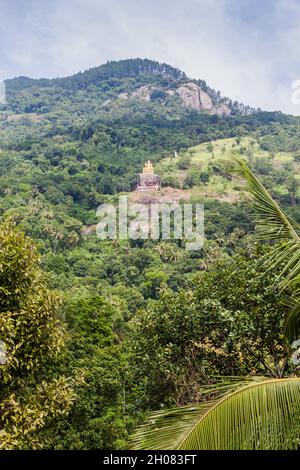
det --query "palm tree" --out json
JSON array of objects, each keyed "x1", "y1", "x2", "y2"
[
  {"x1": 236, "y1": 158, "x2": 300, "y2": 342},
  {"x1": 132, "y1": 159, "x2": 300, "y2": 450}
]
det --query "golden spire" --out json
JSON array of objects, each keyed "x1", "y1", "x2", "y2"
[{"x1": 142, "y1": 160, "x2": 154, "y2": 175}]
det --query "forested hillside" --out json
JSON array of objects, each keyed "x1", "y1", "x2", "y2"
[{"x1": 1, "y1": 59, "x2": 300, "y2": 449}]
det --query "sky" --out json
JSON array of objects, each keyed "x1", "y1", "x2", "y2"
[{"x1": 0, "y1": 0, "x2": 300, "y2": 114}]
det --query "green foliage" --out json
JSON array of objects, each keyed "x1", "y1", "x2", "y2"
[
  {"x1": 161, "y1": 174, "x2": 180, "y2": 188},
  {"x1": 150, "y1": 90, "x2": 167, "y2": 101},
  {"x1": 2, "y1": 60, "x2": 300, "y2": 450},
  {"x1": 0, "y1": 222, "x2": 78, "y2": 449},
  {"x1": 129, "y1": 246, "x2": 293, "y2": 409},
  {"x1": 6, "y1": 59, "x2": 187, "y2": 94},
  {"x1": 44, "y1": 293, "x2": 132, "y2": 450},
  {"x1": 177, "y1": 156, "x2": 191, "y2": 170},
  {"x1": 258, "y1": 123, "x2": 300, "y2": 153},
  {"x1": 236, "y1": 158, "x2": 300, "y2": 339}
]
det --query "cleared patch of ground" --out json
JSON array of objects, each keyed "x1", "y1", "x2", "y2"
[
  {"x1": 6, "y1": 113, "x2": 43, "y2": 122},
  {"x1": 130, "y1": 187, "x2": 190, "y2": 204}
]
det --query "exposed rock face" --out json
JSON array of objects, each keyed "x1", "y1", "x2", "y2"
[
  {"x1": 132, "y1": 85, "x2": 152, "y2": 101},
  {"x1": 166, "y1": 89, "x2": 175, "y2": 96},
  {"x1": 215, "y1": 104, "x2": 230, "y2": 116},
  {"x1": 101, "y1": 99, "x2": 111, "y2": 107},
  {"x1": 118, "y1": 92, "x2": 129, "y2": 100},
  {"x1": 115, "y1": 82, "x2": 231, "y2": 116},
  {"x1": 177, "y1": 82, "x2": 212, "y2": 111}
]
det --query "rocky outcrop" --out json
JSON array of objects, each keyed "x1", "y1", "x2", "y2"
[
  {"x1": 175, "y1": 82, "x2": 231, "y2": 115},
  {"x1": 166, "y1": 89, "x2": 175, "y2": 96},
  {"x1": 131, "y1": 85, "x2": 152, "y2": 101},
  {"x1": 118, "y1": 92, "x2": 129, "y2": 100},
  {"x1": 101, "y1": 99, "x2": 111, "y2": 107},
  {"x1": 115, "y1": 82, "x2": 231, "y2": 116},
  {"x1": 215, "y1": 104, "x2": 230, "y2": 115},
  {"x1": 177, "y1": 82, "x2": 212, "y2": 111}
]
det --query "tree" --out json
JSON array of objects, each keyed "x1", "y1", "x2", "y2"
[
  {"x1": 192, "y1": 247, "x2": 292, "y2": 378},
  {"x1": 286, "y1": 174, "x2": 299, "y2": 207},
  {"x1": 46, "y1": 294, "x2": 130, "y2": 450},
  {"x1": 155, "y1": 242, "x2": 182, "y2": 262},
  {"x1": 177, "y1": 156, "x2": 191, "y2": 170},
  {"x1": 207, "y1": 143, "x2": 214, "y2": 153},
  {"x1": 129, "y1": 246, "x2": 296, "y2": 411},
  {"x1": 199, "y1": 171, "x2": 210, "y2": 184},
  {"x1": 0, "y1": 222, "x2": 79, "y2": 449}
]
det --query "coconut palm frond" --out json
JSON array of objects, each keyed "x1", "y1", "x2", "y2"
[
  {"x1": 179, "y1": 378, "x2": 300, "y2": 450},
  {"x1": 284, "y1": 303, "x2": 300, "y2": 343},
  {"x1": 235, "y1": 158, "x2": 300, "y2": 242},
  {"x1": 132, "y1": 378, "x2": 300, "y2": 450},
  {"x1": 131, "y1": 402, "x2": 213, "y2": 450},
  {"x1": 236, "y1": 159, "x2": 300, "y2": 333},
  {"x1": 131, "y1": 376, "x2": 265, "y2": 450},
  {"x1": 263, "y1": 240, "x2": 300, "y2": 292}
]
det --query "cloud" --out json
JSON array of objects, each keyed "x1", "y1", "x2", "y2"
[{"x1": 0, "y1": 0, "x2": 299, "y2": 114}]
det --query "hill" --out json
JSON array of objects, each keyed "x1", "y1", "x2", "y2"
[
  {"x1": 0, "y1": 58, "x2": 300, "y2": 249},
  {"x1": 4, "y1": 58, "x2": 254, "y2": 116},
  {"x1": 1, "y1": 58, "x2": 300, "y2": 450}
]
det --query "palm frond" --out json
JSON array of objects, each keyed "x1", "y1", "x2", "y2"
[
  {"x1": 132, "y1": 378, "x2": 300, "y2": 450},
  {"x1": 131, "y1": 376, "x2": 265, "y2": 450},
  {"x1": 262, "y1": 240, "x2": 300, "y2": 292},
  {"x1": 284, "y1": 303, "x2": 300, "y2": 343},
  {"x1": 131, "y1": 403, "x2": 214, "y2": 450},
  {"x1": 236, "y1": 159, "x2": 300, "y2": 336},
  {"x1": 179, "y1": 378, "x2": 300, "y2": 450},
  {"x1": 235, "y1": 158, "x2": 300, "y2": 242}
]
